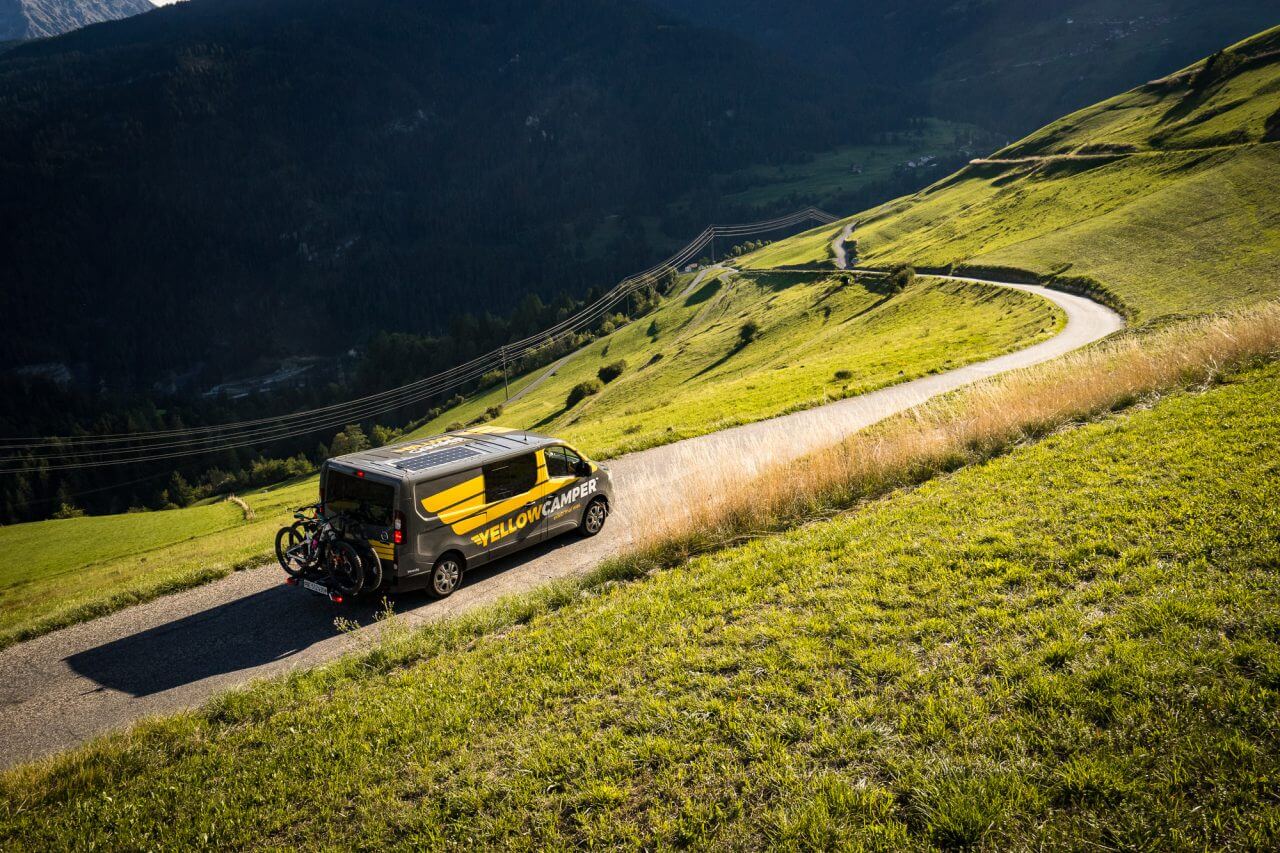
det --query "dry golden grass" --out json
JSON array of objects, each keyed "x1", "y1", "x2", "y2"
[{"x1": 623, "y1": 302, "x2": 1280, "y2": 567}]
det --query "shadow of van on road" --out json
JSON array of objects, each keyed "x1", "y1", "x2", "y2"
[{"x1": 64, "y1": 534, "x2": 591, "y2": 697}]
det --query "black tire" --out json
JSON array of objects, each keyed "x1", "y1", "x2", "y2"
[
  {"x1": 275, "y1": 523, "x2": 310, "y2": 578},
  {"x1": 579, "y1": 497, "x2": 608, "y2": 537},
  {"x1": 353, "y1": 539, "x2": 383, "y2": 595},
  {"x1": 426, "y1": 552, "x2": 464, "y2": 600},
  {"x1": 325, "y1": 541, "x2": 365, "y2": 598}
]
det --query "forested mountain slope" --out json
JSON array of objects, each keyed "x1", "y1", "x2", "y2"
[
  {"x1": 0, "y1": 0, "x2": 907, "y2": 389},
  {"x1": 654, "y1": 0, "x2": 1279, "y2": 134}
]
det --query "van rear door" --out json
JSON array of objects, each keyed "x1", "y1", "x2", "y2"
[{"x1": 324, "y1": 467, "x2": 398, "y2": 563}]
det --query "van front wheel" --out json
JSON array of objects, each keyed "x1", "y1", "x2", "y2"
[
  {"x1": 579, "y1": 498, "x2": 608, "y2": 537},
  {"x1": 427, "y1": 553, "x2": 464, "y2": 599}
]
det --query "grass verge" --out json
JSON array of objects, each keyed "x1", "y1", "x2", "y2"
[{"x1": 622, "y1": 301, "x2": 1280, "y2": 569}]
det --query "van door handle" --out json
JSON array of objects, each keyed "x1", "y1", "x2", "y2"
[{"x1": 523, "y1": 500, "x2": 537, "y2": 508}]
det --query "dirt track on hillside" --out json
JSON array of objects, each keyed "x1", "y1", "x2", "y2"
[{"x1": 0, "y1": 275, "x2": 1123, "y2": 769}]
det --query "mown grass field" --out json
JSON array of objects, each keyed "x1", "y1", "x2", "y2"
[
  {"x1": 5, "y1": 353, "x2": 1276, "y2": 849},
  {"x1": 743, "y1": 26, "x2": 1280, "y2": 322},
  {"x1": 0, "y1": 477, "x2": 316, "y2": 648},
  {"x1": 407, "y1": 272, "x2": 1061, "y2": 457}
]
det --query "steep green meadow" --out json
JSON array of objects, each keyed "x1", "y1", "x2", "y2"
[
  {"x1": 746, "y1": 26, "x2": 1280, "y2": 320},
  {"x1": 0, "y1": 272, "x2": 1059, "y2": 646},
  {"x1": 5, "y1": 353, "x2": 1277, "y2": 849},
  {"x1": 405, "y1": 272, "x2": 1061, "y2": 457}
]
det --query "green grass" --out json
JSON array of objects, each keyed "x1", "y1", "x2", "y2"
[
  {"x1": 748, "y1": 26, "x2": 1280, "y2": 321},
  {"x1": 1000, "y1": 27, "x2": 1280, "y2": 157},
  {"x1": 0, "y1": 272, "x2": 1058, "y2": 647},
  {"x1": 405, "y1": 272, "x2": 1062, "y2": 458},
  {"x1": 6, "y1": 357, "x2": 1277, "y2": 849},
  {"x1": 852, "y1": 144, "x2": 1280, "y2": 320},
  {"x1": 0, "y1": 476, "x2": 317, "y2": 648},
  {"x1": 735, "y1": 223, "x2": 844, "y2": 269}
]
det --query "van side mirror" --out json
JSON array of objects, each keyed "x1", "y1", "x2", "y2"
[{"x1": 574, "y1": 460, "x2": 591, "y2": 477}]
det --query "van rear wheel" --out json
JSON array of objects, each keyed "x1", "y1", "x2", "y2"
[
  {"x1": 427, "y1": 553, "x2": 464, "y2": 599},
  {"x1": 579, "y1": 498, "x2": 608, "y2": 537}
]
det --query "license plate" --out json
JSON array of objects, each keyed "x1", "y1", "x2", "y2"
[{"x1": 301, "y1": 579, "x2": 329, "y2": 596}]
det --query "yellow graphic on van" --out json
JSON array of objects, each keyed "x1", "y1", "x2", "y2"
[
  {"x1": 419, "y1": 449, "x2": 595, "y2": 545},
  {"x1": 419, "y1": 475, "x2": 487, "y2": 533},
  {"x1": 470, "y1": 477, "x2": 599, "y2": 548}
]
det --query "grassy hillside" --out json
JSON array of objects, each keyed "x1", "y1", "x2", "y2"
[
  {"x1": 5, "y1": 352, "x2": 1277, "y2": 848},
  {"x1": 3, "y1": 26, "x2": 1278, "y2": 847},
  {"x1": 0, "y1": 272, "x2": 1059, "y2": 646},
  {"x1": 0, "y1": 477, "x2": 315, "y2": 648},
  {"x1": 405, "y1": 271, "x2": 1062, "y2": 458},
  {"x1": 744, "y1": 26, "x2": 1280, "y2": 321}
]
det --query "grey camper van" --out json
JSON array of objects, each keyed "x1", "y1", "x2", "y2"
[{"x1": 284, "y1": 426, "x2": 613, "y2": 600}]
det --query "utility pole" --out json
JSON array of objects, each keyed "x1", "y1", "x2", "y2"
[{"x1": 500, "y1": 346, "x2": 510, "y2": 401}]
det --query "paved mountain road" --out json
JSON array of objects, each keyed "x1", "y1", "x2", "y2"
[{"x1": 0, "y1": 275, "x2": 1123, "y2": 769}]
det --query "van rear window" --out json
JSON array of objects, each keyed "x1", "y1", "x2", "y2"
[{"x1": 326, "y1": 471, "x2": 395, "y2": 525}]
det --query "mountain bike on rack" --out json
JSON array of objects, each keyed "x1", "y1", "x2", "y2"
[{"x1": 275, "y1": 505, "x2": 365, "y2": 602}]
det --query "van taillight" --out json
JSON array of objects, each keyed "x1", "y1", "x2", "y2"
[{"x1": 393, "y1": 510, "x2": 404, "y2": 545}]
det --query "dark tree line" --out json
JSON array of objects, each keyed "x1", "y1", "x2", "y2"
[{"x1": 0, "y1": 0, "x2": 925, "y2": 522}]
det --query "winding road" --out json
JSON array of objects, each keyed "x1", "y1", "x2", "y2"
[
  {"x1": 831, "y1": 222, "x2": 855, "y2": 269},
  {"x1": 0, "y1": 273, "x2": 1123, "y2": 769}
]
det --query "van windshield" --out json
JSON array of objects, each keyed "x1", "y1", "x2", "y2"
[{"x1": 326, "y1": 471, "x2": 395, "y2": 526}]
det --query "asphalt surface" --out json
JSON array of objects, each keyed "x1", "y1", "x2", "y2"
[{"x1": 0, "y1": 274, "x2": 1123, "y2": 769}]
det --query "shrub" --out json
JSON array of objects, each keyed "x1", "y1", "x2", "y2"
[
  {"x1": 329, "y1": 424, "x2": 371, "y2": 457},
  {"x1": 886, "y1": 264, "x2": 915, "y2": 293},
  {"x1": 834, "y1": 369, "x2": 854, "y2": 381},
  {"x1": 597, "y1": 360, "x2": 627, "y2": 383},
  {"x1": 371, "y1": 424, "x2": 402, "y2": 447},
  {"x1": 248, "y1": 454, "x2": 312, "y2": 487},
  {"x1": 566, "y1": 380, "x2": 603, "y2": 408},
  {"x1": 471, "y1": 404, "x2": 503, "y2": 424},
  {"x1": 739, "y1": 319, "x2": 761, "y2": 345},
  {"x1": 51, "y1": 502, "x2": 85, "y2": 520}
]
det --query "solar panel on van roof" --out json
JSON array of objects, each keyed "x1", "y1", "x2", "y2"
[{"x1": 393, "y1": 446, "x2": 480, "y2": 472}]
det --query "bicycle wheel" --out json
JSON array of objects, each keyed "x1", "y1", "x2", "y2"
[
  {"x1": 325, "y1": 541, "x2": 365, "y2": 598},
  {"x1": 275, "y1": 523, "x2": 310, "y2": 577}
]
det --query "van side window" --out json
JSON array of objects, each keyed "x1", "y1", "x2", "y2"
[
  {"x1": 483, "y1": 453, "x2": 537, "y2": 501},
  {"x1": 545, "y1": 446, "x2": 570, "y2": 478},
  {"x1": 546, "y1": 446, "x2": 584, "y2": 478}
]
